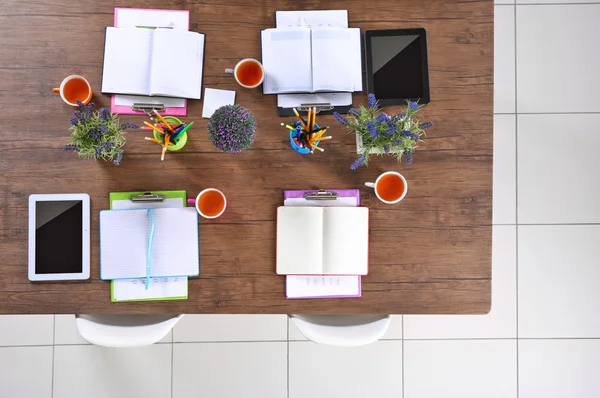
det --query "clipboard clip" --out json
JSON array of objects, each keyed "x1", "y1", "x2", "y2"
[
  {"x1": 303, "y1": 189, "x2": 339, "y2": 200},
  {"x1": 296, "y1": 103, "x2": 334, "y2": 114},
  {"x1": 130, "y1": 192, "x2": 167, "y2": 203},
  {"x1": 131, "y1": 103, "x2": 166, "y2": 113}
]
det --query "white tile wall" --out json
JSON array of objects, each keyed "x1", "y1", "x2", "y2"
[
  {"x1": 2, "y1": 3, "x2": 600, "y2": 397},
  {"x1": 289, "y1": 341, "x2": 402, "y2": 398},
  {"x1": 172, "y1": 342, "x2": 287, "y2": 398},
  {"x1": 404, "y1": 340, "x2": 517, "y2": 398}
]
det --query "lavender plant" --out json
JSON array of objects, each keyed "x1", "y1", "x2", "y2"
[
  {"x1": 208, "y1": 104, "x2": 257, "y2": 153},
  {"x1": 334, "y1": 94, "x2": 433, "y2": 170},
  {"x1": 63, "y1": 100, "x2": 138, "y2": 165}
]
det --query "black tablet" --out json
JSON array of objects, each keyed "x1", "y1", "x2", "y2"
[{"x1": 365, "y1": 28, "x2": 430, "y2": 106}]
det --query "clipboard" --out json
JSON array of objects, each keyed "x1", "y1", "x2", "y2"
[
  {"x1": 283, "y1": 189, "x2": 362, "y2": 299},
  {"x1": 108, "y1": 190, "x2": 188, "y2": 302}
]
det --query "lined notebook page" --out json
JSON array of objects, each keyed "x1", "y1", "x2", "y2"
[
  {"x1": 112, "y1": 277, "x2": 188, "y2": 302},
  {"x1": 102, "y1": 27, "x2": 153, "y2": 95},
  {"x1": 286, "y1": 276, "x2": 360, "y2": 299},
  {"x1": 262, "y1": 28, "x2": 312, "y2": 94},
  {"x1": 311, "y1": 28, "x2": 362, "y2": 92},
  {"x1": 100, "y1": 207, "x2": 199, "y2": 279},
  {"x1": 150, "y1": 30, "x2": 204, "y2": 99},
  {"x1": 322, "y1": 207, "x2": 369, "y2": 275}
]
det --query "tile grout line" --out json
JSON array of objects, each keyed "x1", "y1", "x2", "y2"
[
  {"x1": 287, "y1": 318, "x2": 290, "y2": 398},
  {"x1": 51, "y1": 315, "x2": 55, "y2": 398},
  {"x1": 514, "y1": 3, "x2": 520, "y2": 397},
  {"x1": 170, "y1": 341, "x2": 174, "y2": 398},
  {"x1": 401, "y1": 315, "x2": 405, "y2": 398}
]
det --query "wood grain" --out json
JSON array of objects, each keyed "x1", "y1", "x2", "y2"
[{"x1": 0, "y1": 0, "x2": 493, "y2": 314}]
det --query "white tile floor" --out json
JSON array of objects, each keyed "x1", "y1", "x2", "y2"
[{"x1": 2, "y1": 3, "x2": 599, "y2": 397}]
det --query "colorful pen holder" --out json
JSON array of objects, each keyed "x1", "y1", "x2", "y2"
[
  {"x1": 290, "y1": 121, "x2": 320, "y2": 155},
  {"x1": 153, "y1": 116, "x2": 188, "y2": 151}
]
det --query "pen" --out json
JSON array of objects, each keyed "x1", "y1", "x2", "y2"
[
  {"x1": 171, "y1": 122, "x2": 194, "y2": 142},
  {"x1": 153, "y1": 110, "x2": 175, "y2": 133},
  {"x1": 293, "y1": 108, "x2": 308, "y2": 131}
]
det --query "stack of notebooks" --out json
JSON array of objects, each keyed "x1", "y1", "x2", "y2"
[
  {"x1": 101, "y1": 191, "x2": 199, "y2": 302},
  {"x1": 278, "y1": 190, "x2": 368, "y2": 299}
]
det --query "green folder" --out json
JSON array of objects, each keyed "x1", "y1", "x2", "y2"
[{"x1": 108, "y1": 190, "x2": 189, "y2": 302}]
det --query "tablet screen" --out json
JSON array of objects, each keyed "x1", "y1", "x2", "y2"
[
  {"x1": 369, "y1": 32, "x2": 428, "y2": 102},
  {"x1": 35, "y1": 200, "x2": 83, "y2": 274}
]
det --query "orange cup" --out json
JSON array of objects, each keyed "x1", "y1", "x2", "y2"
[{"x1": 52, "y1": 75, "x2": 92, "y2": 106}]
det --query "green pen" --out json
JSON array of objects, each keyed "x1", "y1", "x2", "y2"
[{"x1": 171, "y1": 122, "x2": 193, "y2": 142}]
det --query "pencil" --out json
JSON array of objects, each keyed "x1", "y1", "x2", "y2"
[
  {"x1": 307, "y1": 108, "x2": 312, "y2": 133},
  {"x1": 280, "y1": 123, "x2": 296, "y2": 131},
  {"x1": 153, "y1": 110, "x2": 175, "y2": 133},
  {"x1": 311, "y1": 106, "x2": 316, "y2": 132},
  {"x1": 145, "y1": 137, "x2": 163, "y2": 144},
  {"x1": 144, "y1": 121, "x2": 165, "y2": 135},
  {"x1": 293, "y1": 108, "x2": 308, "y2": 131},
  {"x1": 312, "y1": 145, "x2": 324, "y2": 152}
]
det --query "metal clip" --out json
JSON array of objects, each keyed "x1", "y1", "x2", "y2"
[
  {"x1": 296, "y1": 103, "x2": 334, "y2": 114},
  {"x1": 130, "y1": 192, "x2": 167, "y2": 203},
  {"x1": 303, "y1": 190, "x2": 339, "y2": 200},
  {"x1": 131, "y1": 103, "x2": 167, "y2": 113}
]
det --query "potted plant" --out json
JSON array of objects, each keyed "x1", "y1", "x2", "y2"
[
  {"x1": 333, "y1": 94, "x2": 433, "y2": 170},
  {"x1": 208, "y1": 104, "x2": 257, "y2": 153},
  {"x1": 62, "y1": 100, "x2": 139, "y2": 165}
]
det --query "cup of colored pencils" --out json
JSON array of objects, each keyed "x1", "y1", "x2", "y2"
[
  {"x1": 281, "y1": 107, "x2": 332, "y2": 155},
  {"x1": 142, "y1": 112, "x2": 193, "y2": 161}
]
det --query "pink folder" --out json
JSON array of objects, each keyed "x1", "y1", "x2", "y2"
[
  {"x1": 111, "y1": 8, "x2": 189, "y2": 116},
  {"x1": 283, "y1": 189, "x2": 362, "y2": 299}
]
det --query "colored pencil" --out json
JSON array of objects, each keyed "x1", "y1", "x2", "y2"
[
  {"x1": 171, "y1": 122, "x2": 193, "y2": 142},
  {"x1": 293, "y1": 108, "x2": 308, "y2": 131},
  {"x1": 311, "y1": 145, "x2": 324, "y2": 152},
  {"x1": 280, "y1": 123, "x2": 296, "y2": 131},
  {"x1": 144, "y1": 137, "x2": 162, "y2": 144},
  {"x1": 144, "y1": 121, "x2": 165, "y2": 135},
  {"x1": 311, "y1": 106, "x2": 316, "y2": 132},
  {"x1": 153, "y1": 110, "x2": 175, "y2": 133}
]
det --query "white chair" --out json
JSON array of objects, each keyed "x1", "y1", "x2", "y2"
[
  {"x1": 75, "y1": 314, "x2": 184, "y2": 348},
  {"x1": 289, "y1": 314, "x2": 391, "y2": 347}
]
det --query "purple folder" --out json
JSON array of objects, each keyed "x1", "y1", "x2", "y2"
[{"x1": 283, "y1": 189, "x2": 362, "y2": 299}]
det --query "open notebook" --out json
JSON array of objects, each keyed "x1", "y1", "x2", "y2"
[
  {"x1": 261, "y1": 27, "x2": 362, "y2": 94},
  {"x1": 100, "y1": 207, "x2": 199, "y2": 280},
  {"x1": 102, "y1": 27, "x2": 205, "y2": 99},
  {"x1": 276, "y1": 206, "x2": 369, "y2": 275}
]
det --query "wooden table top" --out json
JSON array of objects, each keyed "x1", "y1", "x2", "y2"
[{"x1": 0, "y1": 0, "x2": 493, "y2": 314}]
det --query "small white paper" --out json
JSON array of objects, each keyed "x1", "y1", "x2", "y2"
[
  {"x1": 113, "y1": 277, "x2": 188, "y2": 301},
  {"x1": 286, "y1": 276, "x2": 360, "y2": 299},
  {"x1": 202, "y1": 88, "x2": 236, "y2": 118}
]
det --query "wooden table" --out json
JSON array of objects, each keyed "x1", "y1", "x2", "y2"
[{"x1": 0, "y1": 0, "x2": 493, "y2": 314}]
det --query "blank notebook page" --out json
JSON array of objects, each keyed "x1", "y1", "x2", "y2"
[
  {"x1": 276, "y1": 207, "x2": 323, "y2": 274},
  {"x1": 102, "y1": 27, "x2": 152, "y2": 95},
  {"x1": 150, "y1": 30, "x2": 205, "y2": 99},
  {"x1": 100, "y1": 207, "x2": 199, "y2": 279},
  {"x1": 262, "y1": 28, "x2": 312, "y2": 94},
  {"x1": 311, "y1": 28, "x2": 362, "y2": 92},
  {"x1": 322, "y1": 207, "x2": 369, "y2": 275}
]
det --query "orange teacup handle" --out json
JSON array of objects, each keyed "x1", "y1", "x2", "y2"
[{"x1": 52, "y1": 88, "x2": 60, "y2": 94}]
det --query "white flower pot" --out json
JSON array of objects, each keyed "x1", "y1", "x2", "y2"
[{"x1": 355, "y1": 135, "x2": 400, "y2": 155}]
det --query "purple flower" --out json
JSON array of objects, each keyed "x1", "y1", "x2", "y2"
[
  {"x1": 375, "y1": 113, "x2": 388, "y2": 124},
  {"x1": 103, "y1": 142, "x2": 115, "y2": 150},
  {"x1": 384, "y1": 121, "x2": 397, "y2": 136},
  {"x1": 63, "y1": 144, "x2": 79, "y2": 151},
  {"x1": 94, "y1": 146, "x2": 103, "y2": 157},
  {"x1": 403, "y1": 130, "x2": 412, "y2": 137},
  {"x1": 70, "y1": 116, "x2": 79, "y2": 126},
  {"x1": 392, "y1": 113, "x2": 406, "y2": 122},
  {"x1": 120, "y1": 122, "x2": 140, "y2": 130},
  {"x1": 348, "y1": 108, "x2": 360, "y2": 117},
  {"x1": 99, "y1": 108, "x2": 111, "y2": 121},
  {"x1": 350, "y1": 155, "x2": 367, "y2": 170},
  {"x1": 333, "y1": 112, "x2": 347, "y2": 126},
  {"x1": 76, "y1": 99, "x2": 85, "y2": 109},
  {"x1": 392, "y1": 139, "x2": 403, "y2": 147},
  {"x1": 366, "y1": 121, "x2": 377, "y2": 138},
  {"x1": 88, "y1": 128, "x2": 101, "y2": 141},
  {"x1": 207, "y1": 104, "x2": 256, "y2": 153},
  {"x1": 404, "y1": 149, "x2": 413, "y2": 164},
  {"x1": 367, "y1": 93, "x2": 377, "y2": 109},
  {"x1": 83, "y1": 102, "x2": 94, "y2": 118},
  {"x1": 99, "y1": 124, "x2": 109, "y2": 134},
  {"x1": 408, "y1": 101, "x2": 419, "y2": 111},
  {"x1": 419, "y1": 121, "x2": 433, "y2": 129},
  {"x1": 113, "y1": 149, "x2": 123, "y2": 165},
  {"x1": 383, "y1": 145, "x2": 390, "y2": 153},
  {"x1": 73, "y1": 111, "x2": 83, "y2": 121},
  {"x1": 411, "y1": 132, "x2": 419, "y2": 141}
]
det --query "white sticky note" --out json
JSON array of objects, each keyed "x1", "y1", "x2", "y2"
[{"x1": 202, "y1": 88, "x2": 236, "y2": 118}]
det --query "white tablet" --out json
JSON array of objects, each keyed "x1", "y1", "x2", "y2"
[{"x1": 28, "y1": 194, "x2": 90, "y2": 281}]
